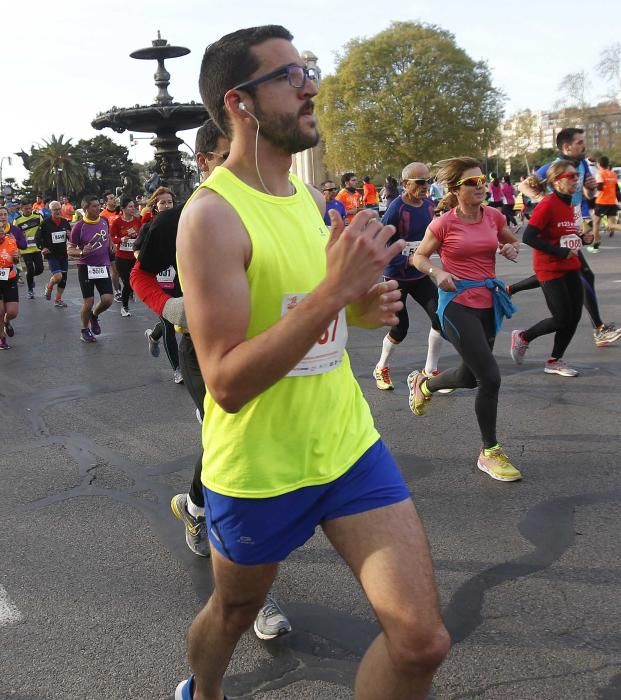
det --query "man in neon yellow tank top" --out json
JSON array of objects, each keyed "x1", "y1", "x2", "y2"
[{"x1": 174, "y1": 25, "x2": 449, "y2": 700}]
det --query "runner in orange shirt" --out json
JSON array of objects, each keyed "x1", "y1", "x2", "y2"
[
  {"x1": 335, "y1": 172, "x2": 362, "y2": 223},
  {"x1": 590, "y1": 156, "x2": 621, "y2": 251},
  {"x1": 363, "y1": 176, "x2": 379, "y2": 210}
]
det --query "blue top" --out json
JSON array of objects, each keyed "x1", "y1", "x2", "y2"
[
  {"x1": 323, "y1": 199, "x2": 347, "y2": 226},
  {"x1": 536, "y1": 158, "x2": 589, "y2": 208},
  {"x1": 382, "y1": 196, "x2": 435, "y2": 281},
  {"x1": 437, "y1": 278, "x2": 517, "y2": 338}
]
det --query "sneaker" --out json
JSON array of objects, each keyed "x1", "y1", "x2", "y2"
[
  {"x1": 0, "y1": 337, "x2": 10, "y2": 350},
  {"x1": 586, "y1": 245, "x2": 600, "y2": 254},
  {"x1": 594, "y1": 324, "x2": 621, "y2": 347},
  {"x1": 90, "y1": 313, "x2": 101, "y2": 335},
  {"x1": 114, "y1": 291, "x2": 122, "y2": 303},
  {"x1": 44, "y1": 287, "x2": 52, "y2": 300},
  {"x1": 54, "y1": 300, "x2": 67, "y2": 308},
  {"x1": 121, "y1": 306, "x2": 131, "y2": 317},
  {"x1": 174, "y1": 676, "x2": 195, "y2": 700},
  {"x1": 510, "y1": 330, "x2": 529, "y2": 365},
  {"x1": 477, "y1": 445, "x2": 522, "y2": 482},
  {"x1": 144, "y1": 328, "x2": 160, "y2": 357},
  {"x1": 423, "y1": 369, "x2": 455, "y2": 394},
  {"x1": 253, "y1": 592, "x2": 292, "y2": 640},
  {"x1": 544, "y1": 359, "x2": 579, "y2": 377},
  {"x1": 195, "y1": 408, "x2": 202, "y2": 424},
  {"x1": 27, "y1": 289, "x2": 35, "y2": 299},
  {"x1": 4, "y1": 320, "x2": 14, "y2": 337},
  {"x1": 80, "y1": 328, "x2": 96, "y2": 343},
  {"x1": 373, "y1": 365, "x2": 394, "y2": 390},
  {"x1": 170, "y1": 493, "x2": 210, "y2": 557},
  {"x1": 174, "y1": 368, "x2": 184, "y2": 384},
  {"x1": 407, "y1": 369, "x2": 430, "y2": 416}
]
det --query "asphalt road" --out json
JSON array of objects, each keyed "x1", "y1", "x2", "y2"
[{"x1": 1, "y1": 242, "x2": 620, "y2": 700}]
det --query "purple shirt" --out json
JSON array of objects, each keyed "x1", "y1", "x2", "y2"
[
  {"x1": 9, "y1": 225, "x2": 27, "y2": 249},
  {"x1": 70, "y1": 218, "x2": 111, "y2": 267}
]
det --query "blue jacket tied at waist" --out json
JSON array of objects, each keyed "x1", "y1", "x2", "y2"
[{"x1": 437, "y1": 278, "x2": 517, "y2": 337}]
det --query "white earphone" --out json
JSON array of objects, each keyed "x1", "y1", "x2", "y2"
[{"x1": 239, "y1": 101, "x2": 247, "y2": 111}]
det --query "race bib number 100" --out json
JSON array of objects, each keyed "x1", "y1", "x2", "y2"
[
  {"x1": 282, "y1": 293, "x2": 348, "y2": 376},
  {"x1": 87, "y1": 265, "x2": 108, "y2": 280}
]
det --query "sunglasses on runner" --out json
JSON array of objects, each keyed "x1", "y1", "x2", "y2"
[
  {"x1": 323, "y1": 187, "x2": 338, "y2": 192},
  {"x1": 233, "y1": 63, "x2": 318, "y2": 92},
  {"x1": 555, "y1": 172, "x2": 579, "y2": 181},
  {"x1": 207, "y1": 151, "x2": 230, "y2": 161},
  {"x1": 455, "y1": 175, "x2": 486, "y2": 187},
  {"x1": 406, "y1": 178, "x2": 434, "y2": 186}
]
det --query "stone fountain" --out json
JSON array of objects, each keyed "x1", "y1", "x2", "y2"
[{"x1": 92, "y1": 32, "x2": 207, "y2": 200}]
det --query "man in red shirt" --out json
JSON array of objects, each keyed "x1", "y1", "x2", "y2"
[{"x1": 335, "y1": 172, "x2": 362, "y2": 223}]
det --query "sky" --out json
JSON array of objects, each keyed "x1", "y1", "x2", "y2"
[{"x1": 3, "y1": 0, "x2": 620, "y2": 186}]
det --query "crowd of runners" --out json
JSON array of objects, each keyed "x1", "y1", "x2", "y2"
[{"x1": 2, "y1": 22, "x2": 621, "y2": 700}]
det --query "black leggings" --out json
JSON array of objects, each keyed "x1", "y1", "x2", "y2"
[
  {"x1": 22, "y1": 252, "x2": 44, "y2": 290},
  {"x1": 151, "y1": 318, "x2": 179, "y2": 371},
  {"x1": 502, "y1": 204, "x2": 517, "y2": 227},
  {"x1": 115, "y1": 257, "x2": 135, "y2": 308},
  {"x1": 387, "y1": 276, "x2": 440, "y2": 343},
  {"x1": 522, "y1": 270, "x2": 583, "y2": 359},
  {"x1": 509, "y1": 252, "x2": 603, "y2": 328},
  {"x1": 178, "y1": 334, "x2": 206, "y2": 509},
  {"x1": 427, "y1": 303, "x2": 500, "y2": 448}
]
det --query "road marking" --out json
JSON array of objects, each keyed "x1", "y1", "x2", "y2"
[{"x1": 0, "y1": 585, "x2": 22, "y2": 626}]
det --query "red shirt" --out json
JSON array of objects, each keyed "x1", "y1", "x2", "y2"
[
  {"x1": 429, "y1": 205, "x2": 506, "y2": 308},
  {"x1": 528, "y1": 193, "x2": 582, "y2": 282},
  {"x1": 110, "y1": 216, "x2": 142, "y2": 260},
  {"x1": 363, "y1": 182, "x2": 378, "y2": 206},
  {"x1": 336, "y1": 189, "x2": 362, "y2": 223}
]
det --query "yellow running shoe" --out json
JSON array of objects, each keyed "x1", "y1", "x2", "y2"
[
  {"x1": 373, "y1": 366, "x2": 394, "y2": 390},
  {"x1": 407, "y1": 369, "x2": 431, "y2": 416},
  {"x1": 477, "y1": 446, "x2": 522, "y2": 482}
]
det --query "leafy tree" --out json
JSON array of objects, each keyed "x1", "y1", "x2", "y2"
[
  {"x1": 23, "y1": 134, "x2": 86, "y2": 200},
  {"x1": 73, "y1": 135, "x2": 142, "y2": 197},
  {"x1": 315, "y1": 21, "x2": 505, "y2": 178}
]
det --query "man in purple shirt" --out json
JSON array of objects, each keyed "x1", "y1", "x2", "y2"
[
  {"x1": 68, "y1": 194, "x2": 113, "y2": 343},
  {"x1": 320, "y1": 179, "x2": 346, "y2": 226}
]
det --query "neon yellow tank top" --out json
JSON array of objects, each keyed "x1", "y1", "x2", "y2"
[{"x1": 187, "y1": 167, "x2": 378, "y2": 498}]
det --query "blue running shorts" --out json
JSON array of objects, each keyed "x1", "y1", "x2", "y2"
[
  {"x1": 202, "y1": 439, "x2": 410, "y2": 565},
  {"x1": 48, "y1": 256, "x2": 69, "y2": 275}
]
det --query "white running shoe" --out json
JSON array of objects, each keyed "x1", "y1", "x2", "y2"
[
  {"x1": 173, "y1": 368, "x2": 184, "y2": 384},
  {"x1": 544, "y1": 359, "x2": 579, "y2": 377},
  {"x1": 510, "y1": 330, "x2": 529, "y2": 365}
]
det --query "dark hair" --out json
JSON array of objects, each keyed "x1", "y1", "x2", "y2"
[
  {"x1": 320, "y1": 180, "x2": 336, "y2": 188},
  {"x1": 82, "y1": 194, "x2": 100, "y2": 208},
  {"x1": 199, "y1": 25, "x2": 293, "y2": 138},
  {"x1": 556, "y1": 128, "x2": 584, "y2": 150},
  {"x1": 363, "y1": 176, "x2": 370, "y2": 183},
  {"x1": 120, "y1": 195, "x2": 135, "y2": 209},
  {"x1": 20, "y1": 198, "x2": 32, "y2": 206},
  {"x1": 503, "y1": 174, "x2": 512, "y2": 184},
  {"x1": 598, "y1": 155, "x2": 610, "y2": 169},
  {"x1": 341, "y1": 172, "x2": 356, "y2": 187},
  {"x1": 195, "y1": 119, "x2": 225, "y2": 154}
]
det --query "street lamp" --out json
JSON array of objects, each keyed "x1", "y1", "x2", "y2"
[{"x1": 0, "y1": 156, "x2": 12, "y2": 197}]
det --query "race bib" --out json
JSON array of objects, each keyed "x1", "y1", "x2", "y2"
[
  {"x1": 27, "y1": 237, "x2": 36, "y2": 246},
  {"x1": 560, "y1": 234, "x2": 582, "y2": 251},
  {"x1": 282, "y1": 293, "x2": 348, "y2": 377},
  {"x1": 156, "y1": 266, "x2": 176, "y2": 289},
  {"x1": 87, "y1": 265, "x2": 108, "y2": 280},
  {"x1": 0, "y1": 267, "x2": 9, "y2": 281},
  {"x1": 51, "y1": 231, "x2": 66, "y2": 244},
  {"x1": 120, "y1": 239, "x2": 135, "y2": 252},
  {"x1": 402, "y1": 241, "x2": 421, "y2": 257}
]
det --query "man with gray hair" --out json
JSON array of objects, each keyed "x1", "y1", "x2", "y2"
[
  {"x1": 373, "y1": 162, "x2": 448, "y2": 391},
  {"x1": 38, "y1": 200, "x2": 72, "y2": 306}
]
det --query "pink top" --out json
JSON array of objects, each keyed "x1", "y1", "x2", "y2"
[
  {"x1": 488, "y1": 182, "x2": 503, "y2": 202},
  {"x1": 501, "y1": 182, "x2": 515, "y2": 205},
  {"x1": 429, "y1": 205, "x2": 506, "y2": 308}
]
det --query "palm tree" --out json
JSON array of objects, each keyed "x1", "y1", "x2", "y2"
[{"x1": 29, "y1": 135, "x2": 86, "y2": 199}]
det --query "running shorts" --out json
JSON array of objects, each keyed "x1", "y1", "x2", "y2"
[
  {"x1": 77, "y1": 264, "x2": 113, "y2": 299},
  {"x1": 48, "y1": 256, "x2": 69, "y2": 275},
  {"x1": 0, "y1": 278, "x2": 18, "y2": 303},
  {"x1": 202, "y1": 439, "x2": 410, "y2": 564}
]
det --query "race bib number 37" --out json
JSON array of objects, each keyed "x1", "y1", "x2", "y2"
[
  {"x1": 282, "y1": 293, "x2": 348, "y2": 377},
  {"x1": 87, "y1": 265, "x2": 108, "y2": 280}
]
